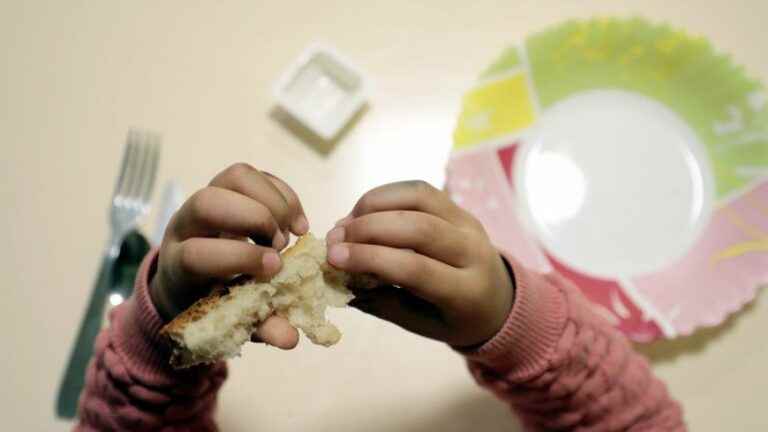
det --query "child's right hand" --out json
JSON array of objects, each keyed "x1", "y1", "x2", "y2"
[
  {"x1": 149, "y1": 163, "x2": 309, "y2": 349},
  {"x1": 325, "y1": 181, "x2": 514, "y2": 348}
]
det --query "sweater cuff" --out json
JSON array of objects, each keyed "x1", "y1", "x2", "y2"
[
  {"x1": 111, "y1": 249, "x2": 177, "y2": 377},
  {"x1": 461, "y1": 254, "x2": 567, "y2": 378}
]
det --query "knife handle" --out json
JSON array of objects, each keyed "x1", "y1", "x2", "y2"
[{"x1": 55, "y1": 255, "x2": 116, "y2": 419}]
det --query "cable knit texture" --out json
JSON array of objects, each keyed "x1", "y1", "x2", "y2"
[
  {"x1": 75, "y1": 250, "x2": 227, "y2": 431},
  {"x1": 463, "y1": 255, "x2": 686, "y2": 431},
  {"x1": 76, "y1": 251, "x2": 685, "y2": 431}
]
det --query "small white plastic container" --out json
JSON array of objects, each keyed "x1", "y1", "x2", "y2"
[{"x1": 273, "y1": 44, "x2": 369, "y2": 141}]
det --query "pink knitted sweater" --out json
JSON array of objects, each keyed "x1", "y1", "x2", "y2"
[{"x1": 75, "y1": 251, "x2": 685, "y2": 431}]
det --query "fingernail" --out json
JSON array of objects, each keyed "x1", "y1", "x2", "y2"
[
  {"x1": 334, "y1": 215, "x2": 352, "y2": 227},
  {"x1": 327, "y1": 244, "x2": 349, "y2": 266},
  {"x1": 272, "y1": 230, "x2": 287, "y2": 250},
  {"x1": 262, "y1": 251, "x2": 281, "y2": 274},
  {"x1": 325, "y1": 226, "x2": 345, "y2": 245},
  {"x1": 293, "y1": 215, "x2": 309, "y2": 235}
]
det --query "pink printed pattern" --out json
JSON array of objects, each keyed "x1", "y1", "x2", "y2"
[
  {"x1": 633, "y1": 180, "x2": 768, "y2": 336},
  {"x1": 447, "y1": 143, "x2": 663, "y2": 340},
  {"x1": 546, "y1": 254, "x2": 663, "y2": 341},
  {"x1": 446, "y1": 144, "x2": 549, "y2": 273},
  {"x1": 447, "y1": 142, "x2": 767, "y2": 340}
]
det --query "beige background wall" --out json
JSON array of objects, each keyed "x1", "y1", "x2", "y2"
[{"x1": 1, "y1": 1, "x2": 766, "y2": 430}]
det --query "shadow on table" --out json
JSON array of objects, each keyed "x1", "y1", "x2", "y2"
[
  {"x1": 269, "y1": 104, "x2": 369, "y2": 156},
  {"x1": 320, "y1": 392, "x2": 521, "y2": 432},
  {"x1": 634, "y1": 287, "x2": 765, "y2": 364}
]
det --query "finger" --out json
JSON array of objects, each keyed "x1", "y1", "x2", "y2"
[
  {"x1": 327, "y1": 242, "x2": 457, "y2": 306},
  {"x1": 209, "y1": 163, "x2": 295, "y2": 229},
  {"x1": 351, "y1": 286, "x2": 445, "y2": 341},
  {"x1": 328, "y1": 211, "x2": 471, "y2": 267},
  {"x1": 174, "y1": 187, "x2": 283, "y2": 248},
  {"x1": 348, "y1": 180, "x2": 469, "y2": 226},
  {"x1": 262, "y1": 171, "x2": 309, "y2": 235},
  {"x1": 169, "y1": 238, "x2": 282, "y2": 287},
  {"x1": 251, "y1": 315, "x2": 299, "y2": 349}
]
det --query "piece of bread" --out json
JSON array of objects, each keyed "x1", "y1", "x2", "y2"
[{"x1": 160, "y1": 233, "x2": 369, "y2": 368}]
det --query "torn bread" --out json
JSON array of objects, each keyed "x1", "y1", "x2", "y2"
[{"x1": 160, "y1": 233, "x2": 373, "y2": 368}]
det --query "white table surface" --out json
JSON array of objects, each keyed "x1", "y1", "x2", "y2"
[{"x1": 1, "y1": 1, "x2": 766, "y2": 430}]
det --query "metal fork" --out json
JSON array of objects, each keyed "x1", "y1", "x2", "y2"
[
  {"x1": 56, "y1": 130, "x2": 161, "y2": 419},
  {"x1": 106, "y1": 129, "x2": 161, "y2": 257}
]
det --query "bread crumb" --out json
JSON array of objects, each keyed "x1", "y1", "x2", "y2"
[{"x1": 160, "y1": 234, "x2": 355, "y2": 368}]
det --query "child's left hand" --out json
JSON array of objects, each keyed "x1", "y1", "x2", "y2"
[{"x1": 325, "y1": 181, "x2": 514, "y2": 347}]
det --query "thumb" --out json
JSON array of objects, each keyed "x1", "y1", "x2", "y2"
[{"x1": 250, "y1": 315, "x2": 299, "y2": 350}]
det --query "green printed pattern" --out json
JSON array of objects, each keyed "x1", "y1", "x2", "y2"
[{"x1": 519, "y1": 17, "x2": 768, "y2": 198}]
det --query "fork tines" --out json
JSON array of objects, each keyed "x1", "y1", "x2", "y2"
[{"x1": 113, "y1": 129, "x2": 161, "y2": 212}]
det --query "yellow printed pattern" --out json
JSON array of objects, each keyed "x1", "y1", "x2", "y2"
[
  {"x1": 453, "y1": 73, "x2": 536, "y2": 150},
  {"x1": 711, "y1": 201, "x2": 768, "y2": 265}
]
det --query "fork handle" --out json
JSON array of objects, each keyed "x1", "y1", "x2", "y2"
[{"x1": 55, "y1": 255, "x2": 116, "y2": 419}]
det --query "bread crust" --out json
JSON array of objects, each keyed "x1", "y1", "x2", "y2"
[{"x1": 158, "y1": 234, "x2": 378, "y2": 368}]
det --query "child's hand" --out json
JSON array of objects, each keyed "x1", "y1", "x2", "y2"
[
  {"x1": 325, "y1": 181, "x2": 514, "y2": 347},
  {"x1": 150, "y1": 163, "x2": 309, "y2": 349}
]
